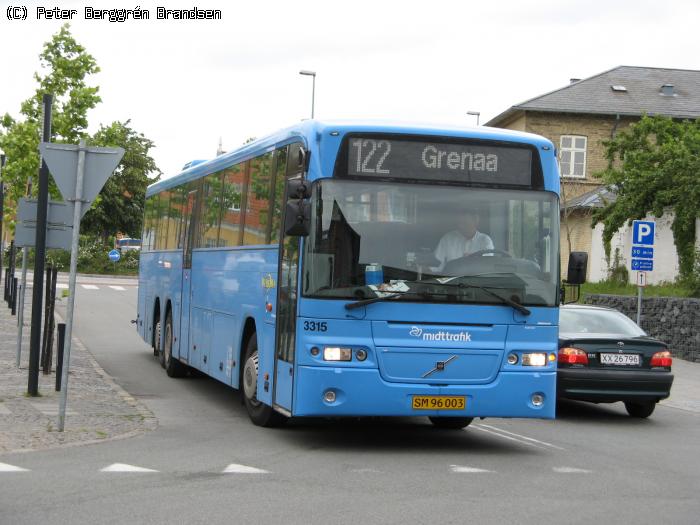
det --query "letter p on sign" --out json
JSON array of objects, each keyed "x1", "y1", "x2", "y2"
[{"x1": 633, "y1": 220, "x2": 655, "y2": 246}]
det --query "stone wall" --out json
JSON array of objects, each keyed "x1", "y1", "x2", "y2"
[{"x1": 583, "y1": 294, "x2": 700, "y2": 362}]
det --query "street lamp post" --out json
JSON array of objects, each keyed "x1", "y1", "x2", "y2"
[
  {"x1": 299, "y1": 70, "x2": 316, "y2": 119},
  {"x1": 466, "y1": 111, "x2": 480, "y2": 126}
]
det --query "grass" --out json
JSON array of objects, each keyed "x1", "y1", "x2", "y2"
[
  {"x1": 95, "y1": 430, "x2": 107, "y2": 439},
  {"x1": 580, "y1": 281, "x2": 699, "y2": 299}
]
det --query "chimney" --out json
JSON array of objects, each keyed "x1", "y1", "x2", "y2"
[
  {"x1": 570, "y1": 78, "x2": 581, "y2": 84},
  {"x1": 660, "y1": 84, "x2": 675, "y2": 96}
]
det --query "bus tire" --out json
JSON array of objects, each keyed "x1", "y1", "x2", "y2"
[
  {"x1": 624, "y1": 401, "x2": 655, "y2": 418},
  {"x1": 154, "y1": 316, "x2": 162, "y2": 360},
  {"x1": 163, "y1": 311, "x2": 187, "y2": 378},
  {"x1": 242, "y1": 335, "x2": 287, "y2": 428},
  {"x1": 428, "y1": 417, "x2": 474, "y2": 429}
]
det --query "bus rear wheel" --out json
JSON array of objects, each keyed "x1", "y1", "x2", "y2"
[
  {"x1": 154, "y1": 316, "x2": 162, "y2": 360},
  {"x1": 163, "y1": 311, "x2": 187, "y2": 378},
  {"x1": 429, "y1": 417, "x2": 474, "y2": 429},
  {"x1": 242, "y1": 335, "x2": 287, "y2": 428}
]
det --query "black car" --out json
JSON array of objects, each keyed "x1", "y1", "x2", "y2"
[{"x1": 558, "y1": 304, "x2": 674, "y2": 418}]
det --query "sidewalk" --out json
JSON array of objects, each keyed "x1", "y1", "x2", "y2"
[{"x1": 0, "y1": 290, "x2": 156, "y2": 455}]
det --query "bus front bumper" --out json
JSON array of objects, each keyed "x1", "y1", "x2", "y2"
[{"x1": 292, "y1": 366, "x2": 556, "y2": 419}]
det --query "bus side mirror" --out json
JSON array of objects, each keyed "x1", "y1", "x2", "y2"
[
  {"x1": 287, "y1": 178, "x2": 311, "y2": 199},
  {"x1": 566, "y1": 252, "x2": 588, "y2": 285},
  {"x1": 284, "y1": 200, "x2": 310, "y2": 236}
]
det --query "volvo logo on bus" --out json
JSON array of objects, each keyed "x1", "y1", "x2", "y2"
[{"x1": 422, "y1": 355, "x2": 458, "y2": 378}]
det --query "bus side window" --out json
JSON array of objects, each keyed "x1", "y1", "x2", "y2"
[
  {"x1": 219, "y1": 163, "x2": 244, "y2": 247},
  {"x1": 270, "y1": 146, "x2": 288, "y2": 243},
  {"x1": 195, "y1": 171, "x2": 224, "y2": 248},
  {"x1": 243, "y1": 152, "x2": 273, "y2": 245}
]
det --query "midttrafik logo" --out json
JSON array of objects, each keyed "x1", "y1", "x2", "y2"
[{"x1": 409, "y1": 326, "x2": 471, "y2": 342}]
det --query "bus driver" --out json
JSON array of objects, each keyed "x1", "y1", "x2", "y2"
[{"x1": 432, "y1": 208, "x2": 494, "y2": 272}]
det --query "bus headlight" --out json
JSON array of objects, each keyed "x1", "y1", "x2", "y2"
[
  {"x1": 522, "y1": 353, "x2": 547, "y2": 366},
  {"x1": 323, "y1": 347, "x2": 352, "y2": 361}
]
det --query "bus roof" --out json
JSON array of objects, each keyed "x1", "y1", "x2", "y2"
[{"x1": 146, "y1": 120, "x2": 555, "y2": 197}]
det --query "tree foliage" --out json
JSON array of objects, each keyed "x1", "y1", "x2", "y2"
[
  {"x1": 84, "y1": 121, "x2": 161, "y2": 240},
  {"x1": 592, "y1": 116, "x2": 700, "y2": 278},
  {"x1": 0, "y1": 24, "x2": 100, "y2": 224}
]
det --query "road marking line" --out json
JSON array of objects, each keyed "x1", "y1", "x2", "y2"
[
  {"x1": 81, "y1": 284, "x2": 99, "y2": 290},
  {"x1": 55, "y1": 283, "x2": 68, "y2": 289},
  {"x1": 553, "y1": 467, "x2": 592, "y2": 474},
  {"x1": 471, "y1": 425, "x2": 544, "y2": 449},
  {"x1": 100, "y1": 463, "x2": 159, "y2": 473},
  {"x1": 349, "y1": 468, "x2": 383, "y2": 473},
  {"x1": 450, "y1": 465, "x2": 493, "y2": 473},
  {"x1": 477, "y1": 424, "x2": 565, "y2": 451},
  {"x1": 108, "y1": 285, "x2": 126, "y2": 291},
  {"x1": 0, "y1": 462, "x2": 29, "y2": 472},
  {"x1": 222, "y1": 463, "x2": 269, "y2": 474}
]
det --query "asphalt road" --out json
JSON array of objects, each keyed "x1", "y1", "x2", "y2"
[{"x1": 1, "y1": 279, "x2": 699, "y2": 524}]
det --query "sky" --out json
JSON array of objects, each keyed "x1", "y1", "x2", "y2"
[{"x1": 1, "y1": 0, "x2": 699, "y2": 180}]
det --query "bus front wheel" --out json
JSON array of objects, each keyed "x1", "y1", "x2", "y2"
[
  {"x1": 242, "y1": 335, "x2": 287, "y2": 428},
  {"x1": 429, "y1": 417, "x2": 474, "y2": 429}
]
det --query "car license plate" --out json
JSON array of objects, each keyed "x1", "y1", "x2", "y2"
[
  {"x1": 412, "y1": 396, "x2": 466, "y2": 410},
  {"x1": 600, "y1": 353, "x2": 640, "y2": 365}
]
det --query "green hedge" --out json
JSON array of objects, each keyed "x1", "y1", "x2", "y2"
[{"x1": 7, "y1": 239, "x2": 139, "y2": 276}]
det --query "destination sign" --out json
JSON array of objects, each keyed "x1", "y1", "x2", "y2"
[{"x1": 346, "y1": 137, "x2": 534, "y2": 186}]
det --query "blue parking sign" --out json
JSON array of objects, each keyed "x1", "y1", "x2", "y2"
[{"x1": 632, "y1": 220, "x2": 655, "y2": 246}]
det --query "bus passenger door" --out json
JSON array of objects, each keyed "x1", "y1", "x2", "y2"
[
  {"x1": 179, "y1": 188, "x2": 198, "y2": 363},
  {"x1": 273, "y1": 233, "x2": 300, "y2": 413}
]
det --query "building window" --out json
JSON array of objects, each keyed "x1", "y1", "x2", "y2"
[{"x1": 559, "y1": 135, "x2": 587, "y2": 178}]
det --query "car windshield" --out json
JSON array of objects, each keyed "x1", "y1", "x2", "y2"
[
  {"x1": 559, "y1": 308, "x2": 646, "y2": 337},
  {"x1": 302, "y1": 179, "x2": 559, "y2": 307}
]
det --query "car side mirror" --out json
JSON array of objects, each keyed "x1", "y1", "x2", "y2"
[
  {"x1": 284, "y1": 200, "x2": 310, "y2": 236},
  {"x1": 566, "y1": 251, "x2": 588, "y2": 285}
]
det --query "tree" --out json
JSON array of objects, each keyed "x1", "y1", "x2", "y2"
[
  {"x1": 0, "y1": 24, "x2": 100, "y2": 226},
  {"x1": 84, "y1": 121, "x2": 161, "y2": 241},
  {"x1": 592, "y1": 115, "x2": 700, "y2": 278}
]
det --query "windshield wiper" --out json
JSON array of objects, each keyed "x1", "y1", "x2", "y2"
[
  {"x1": 344, "y1": 292, "x2": 406, "y2": 310},
  {"x1": 418, "y1": 278, "x2": 531, "y2": 316}
]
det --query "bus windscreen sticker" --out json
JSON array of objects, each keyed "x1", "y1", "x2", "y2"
[{"x1": 347, "y1": 137, "x2": 533, "y2": 185}]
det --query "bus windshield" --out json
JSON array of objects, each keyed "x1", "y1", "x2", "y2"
[{"x1": 303, "y1": 179, "x2": 559, "y2": 307}]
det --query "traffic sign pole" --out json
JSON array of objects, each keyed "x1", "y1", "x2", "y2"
[
  {"x1": 28, "y1": 94, "x2": 52, "y2": 396},
  {"x1": 57, "y1": 140, "x2": 87, "y2": 432}
]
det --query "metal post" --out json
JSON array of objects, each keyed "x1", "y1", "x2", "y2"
[
  {"x1": 15, "y1": 247, "x2": 28, "y2": 368},
  {"x1": 636, "y1": 285, "x2": 642, "y2": 326},
  {"x1": 58, "y1": 139, "x2": 86, "y2": 431},
  {"x1": 43, "y1": 266, "x2": 57, "y2": 375},
  {"x1": 0, "y1": 153, "x2": 5, "y2": 287},
  {"x1": 11, "y1": 277, "x2": 17, "y2": 315},
  {"x1": 28, "y1": 93, "x2": 52, "y2": 396},
  {"x1": 55, "y1": 323, "x2": 65, "y2": 391},
  {"x1": 311, "y1": 74, "x2": 316, "y2": 119},
  {"x1": 41, "y1": 265, "x2": 52, "y2": 371}
]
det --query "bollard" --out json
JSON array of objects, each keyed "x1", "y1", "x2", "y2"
[
  {"x1": 43, "y1": 267, "x2": 58, "y2": 375},
  {"x1": 41, "y1": 266, "x2": 53, "y2": 370},
  {"x1": 11, "y1": 277, "x2": 17, "y2": 315},
  {"x1": 55, "y1": 323, "x2": 66, "y2": 391}
]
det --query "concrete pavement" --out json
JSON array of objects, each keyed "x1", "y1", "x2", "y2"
[{"x1": 0, "y1": 277, "x2": 155, "y2": 454}]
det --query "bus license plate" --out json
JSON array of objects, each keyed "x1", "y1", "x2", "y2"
[
  {"x1": 600, "y1": 353, "x2": 640, "y2": 366},
  {"x1": 412, "y1": 396, "x2": 466, "y2": 410}
]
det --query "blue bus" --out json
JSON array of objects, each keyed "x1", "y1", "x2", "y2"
[{"x1": 137, "y1": 121, "x2": 565, "y2": 428}]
